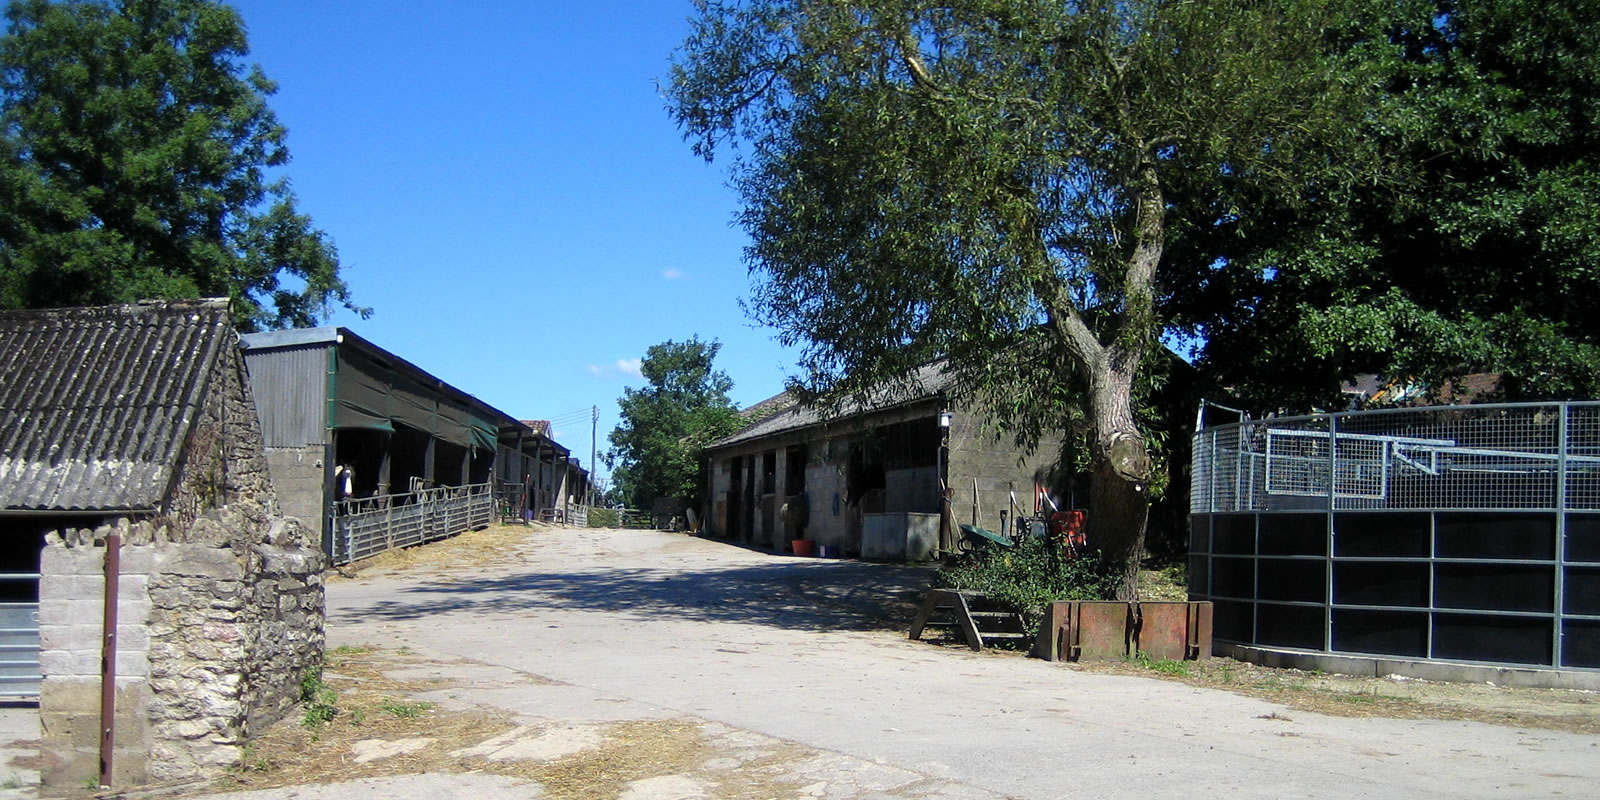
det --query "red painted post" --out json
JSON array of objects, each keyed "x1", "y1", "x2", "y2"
[{"x1": 99, "y1": 530, "x2": 122, "y2": 788}]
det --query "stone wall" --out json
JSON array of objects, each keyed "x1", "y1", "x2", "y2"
[
  {"x1": 39, "y1": 344, "x2": 325, "y2": 788},
  {"x1": 145, "y1": 513, "x2": 323, "y2": 780}
]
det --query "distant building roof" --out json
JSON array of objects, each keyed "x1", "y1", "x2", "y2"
[
  {"x1": 1341, "y1": 373, "x2": 1502, "y2": 408},
  {"x1": 739, "y1": 390, "x2": 798, "y2": 422},
  {"x1": 0, "y1": 299, "x2": 236, "y2": 512},
  {"x1": 521, "y1": 420, "x2": 550, "y2": 437},
  {"x1": 709, "y1": 362, "x2": 953, "y2": 450}
]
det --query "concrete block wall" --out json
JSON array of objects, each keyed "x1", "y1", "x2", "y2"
[
  {"x1": 264, "y1": 446, "x2": 324, "y2": 528},
  {"x1": 803, "y1": 463, "x2": 847, "y2": 550},
  {"x1": 38, "y1": 521, "x2": 156, "y2": 787},
  {"x1": 708, "y1": 457, "x2": 732, "y2": 537},
  {"x1": 945, "y1": 407, "x2": 1065, "y2": 535}
]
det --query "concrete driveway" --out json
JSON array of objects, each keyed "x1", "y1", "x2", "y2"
[
  {"x1": 10, "y1": 526, "x2": 1597, "y2": 798},
  {"x1": 277, "y1": 526, "x2": 1597, "y2": 799}
]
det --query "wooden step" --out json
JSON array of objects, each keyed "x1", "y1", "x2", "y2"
[{"x1": 909, "y1": 589, "x2": 1033, "y2": 652}]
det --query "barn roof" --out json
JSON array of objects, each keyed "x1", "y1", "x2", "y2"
[
  {"x1": 709, "y1": 362, "x2": 953, "y2": 450},
  {"x1": 0, "y1": 299, "x2": 235, "y2": 512}
]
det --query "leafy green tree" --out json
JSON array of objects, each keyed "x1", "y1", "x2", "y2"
[
  {"x1": 1170, "y1": 0, "x2": 1600, "y2": 410},
  {"x1": 608, "y1": 337, "x2": 743, "y2": 510},
  {"x1": 670, "y1": 0, "x2": 1373, "y2": 596},
  {"x1": 0, "y1": 0, "x2": 365, "y2": 330}
]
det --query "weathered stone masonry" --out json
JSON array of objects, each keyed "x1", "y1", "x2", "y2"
[{"x1": 38, "y1": 342, "x2": 325, "y2": 786}]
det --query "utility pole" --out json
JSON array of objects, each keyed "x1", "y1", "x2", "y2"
[{"x1": 589, "y1": 405, "x2": 598, "y2": 508}]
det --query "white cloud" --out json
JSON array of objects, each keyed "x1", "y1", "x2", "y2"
[
  {"x1": 616, "y1": 358, "x2": 643, "y2": 377},
  {"x1": 586, "y1": 364, "x2": 603, "y2": 377},
  {"x1": 661, "y1": 267, "x2": 687, "y2": 280}
]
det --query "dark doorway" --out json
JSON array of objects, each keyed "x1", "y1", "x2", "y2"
[{"x1": 333, "y1": 428, "x2": 387, "y2": 498}]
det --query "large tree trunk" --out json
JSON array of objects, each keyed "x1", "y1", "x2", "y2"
[
  {"x1": 1037, "y1": 154, "x2": 1164, "y2": 601},
  {"x1": 1085, "y1": 364, "x2": 1151, "y2": 601}
]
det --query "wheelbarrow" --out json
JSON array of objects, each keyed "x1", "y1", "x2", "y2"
[{"x1": 957, "y1": 523, "x2": 1013, "y2": 554}]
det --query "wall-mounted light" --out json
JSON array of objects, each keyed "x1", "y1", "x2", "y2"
[{"x1": 939, "y1": 412, "x2": 954, "y2": 428}]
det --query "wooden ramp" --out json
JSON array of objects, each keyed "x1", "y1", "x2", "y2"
[{"x1": 908, "y1": 589, "x2": 1028, "y2": 651}]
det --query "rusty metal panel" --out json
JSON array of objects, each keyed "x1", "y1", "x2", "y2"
[
  {"x1": 1138, "y1": 602, "x2": 1194, "y2": 661},
  {"x1": 1073, "y1": 601, "x2": 1132, "y2": 661},
  {"x1": 1035, "y1": 601, "x2": 1070, "y2": 661},
  {"x1": 1191, "y1": 601, "x2": 1214, "y2": 659}
]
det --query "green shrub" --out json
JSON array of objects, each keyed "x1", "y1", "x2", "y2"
[
  {"x1": 933, "y1": 535, "x2": 1122, "y2": 635},
  {"x1": 299, "y1": 669, "x2": 338, "y2": 728},
  {"x1": 588, "y1": 508, "x2": 620, "y2": 528}
]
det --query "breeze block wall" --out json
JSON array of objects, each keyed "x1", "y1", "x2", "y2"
[
  {"x1": 945, "y1": 400, "x2": 1069, "y2": 534},
  {"x1": 38, "y1": 347, "x2": 326, "y2": 787}
]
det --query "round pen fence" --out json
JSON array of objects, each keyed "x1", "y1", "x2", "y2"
[{"x1": 1189, "y1": 401, "x2": 1600, "y2": 672}]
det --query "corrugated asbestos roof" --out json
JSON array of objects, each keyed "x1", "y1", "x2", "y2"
[
  {"x1": 709, "y1": 362, "x2": 953, "y2": 450},
  {"x1": 0, "y1": 299, "x2": 234, "y2": 512}
]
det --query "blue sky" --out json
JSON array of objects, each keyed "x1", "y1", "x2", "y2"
[{"x1": 229, "y1": 0, "x2": 799, "y2": 482}]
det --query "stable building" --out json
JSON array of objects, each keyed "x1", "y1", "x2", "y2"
[
  {"x1": 239, "y1": 328, "x2": 588, "y2": 563},
  {"x1": 703, "y1": 365, "x2": 1069, "y2": 561},
  {"x1": 0, "y1": 299, "x2": 324, "y2": 786}
]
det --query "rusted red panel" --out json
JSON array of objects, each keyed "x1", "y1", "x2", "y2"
[
  {"x1": 1034, "y1": 601, "x2": 1070, "y2": 661},
  {"x1": 1138, "y1": 602, "x2": 1193, "y2": 661},
  {"x1": 1192, "y1": 601, "x2": 1214, "y2": 659},
  {"x1": 1134, "y1": 601, "x2": 1215, "y2": 660},
  {"x1": 1073, "y1": 601, "x2": 1131, "y2": 660}
]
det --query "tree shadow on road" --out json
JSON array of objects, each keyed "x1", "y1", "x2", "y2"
[{"x1": 331, "y1": 558, "x2": 938, "y2": 634}]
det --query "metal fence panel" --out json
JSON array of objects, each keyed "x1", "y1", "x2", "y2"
[
  {"x1": 1194, "y1": 403, "x2": 1594, "y2": 513},
  {"x1": 332, "y1": 482, "x2": 495, "y2": 565},
  {"x1": 1569, "y1": 405, "x2": 1600, "y2": 510},
  {"x1": 0, "y1": 593, "x2": 39, "y2": 698},
  {"x1": 1192, "y1": 400, "x2": 1600, "y2": 672}
]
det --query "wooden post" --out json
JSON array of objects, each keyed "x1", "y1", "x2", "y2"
[{"x1": 971, "y1": 477, "x2": 980, "y2": 527}]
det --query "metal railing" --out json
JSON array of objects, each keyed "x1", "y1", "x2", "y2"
[
  {"x1": 331, "y1": 482, "x2": 495, "y2": 565},
  {"x1": 0, "y1": 574, "x2": 40, "y2": 698},
  {"x1": 1192, "y1": 401, "x2": 1600, "y2": 514},
  {"x1": 585, "y1": 507, "x2": 656, "y2": 529}
]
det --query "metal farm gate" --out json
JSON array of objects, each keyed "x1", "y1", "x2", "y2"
[
  {"x1": 0, "y1": 572, "x2": 39, "y2": 697},
  {"x1": 331, "y1": 482, "x2": 495, "y2": 565}
]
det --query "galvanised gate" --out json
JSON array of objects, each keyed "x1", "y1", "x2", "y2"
[{"x1": 1189, "y1": 401, "x2": 1600, "y2": 670}]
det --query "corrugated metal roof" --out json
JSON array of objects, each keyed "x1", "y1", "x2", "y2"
[
  {"x1": 0, "y1": 299, "x2": 234, "y2": 512},
  {"x1": 710, "y1": 362, "x2": 954, "y2": 450},
  {"x1": 241, "y1": 326, "x2": 523, "y2": 434}
]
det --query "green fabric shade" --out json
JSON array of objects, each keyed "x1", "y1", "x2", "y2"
[{"x1": 330, "y1": 345, "x2": 491, "y2": 447}]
